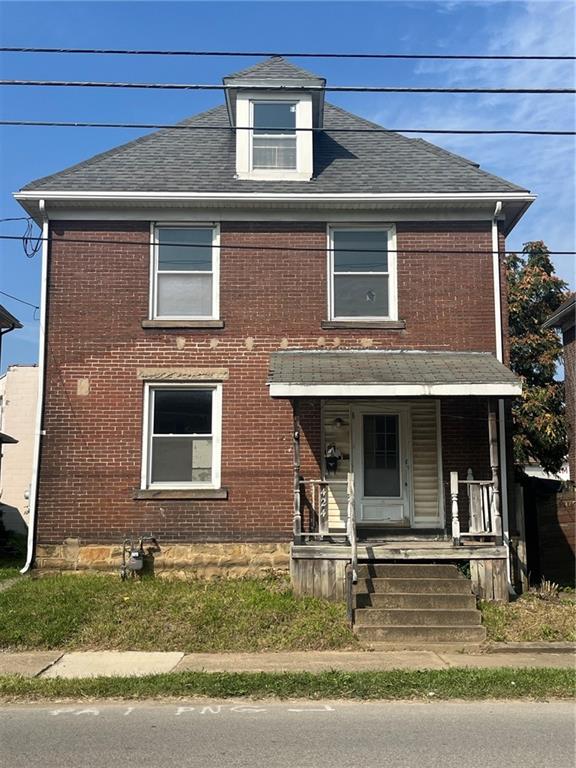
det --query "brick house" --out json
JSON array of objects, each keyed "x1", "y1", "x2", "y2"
[{"x1": 16, "y1": 58, "x2": 535, "y2": 624}]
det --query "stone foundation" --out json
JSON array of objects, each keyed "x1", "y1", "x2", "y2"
[{"x1": 35, "y1": 540, "x2": 291, "y2": 578}]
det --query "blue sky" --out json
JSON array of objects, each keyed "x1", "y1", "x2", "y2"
[{"x1": 0, "y1": 0, "x2": 574, "y2": 370}]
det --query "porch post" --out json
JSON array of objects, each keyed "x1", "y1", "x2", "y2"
[
  {"x1": 450, "y1": 471, "x2": 460, "y2": 546},
  {"x1": 488, "y1": 399, "x2": 503, "y2": 544},
  {"x1": 292, "y1": 397, "x2": 302, "y2": 545}
]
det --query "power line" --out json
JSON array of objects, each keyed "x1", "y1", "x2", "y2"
[
  {"x1": 1, "y1": 120, "x2": 573, "y2": 136},
  {"x1": 0, "y1": 289, "x2": 38, "y2": 310},
  {"x1": 0, "y1": 216, "x2": 31, "y2": 222},
  {"x1": 0, "y1": 233, "x2": 574, "y2": 257},
  {"x1": 1, "y1": 47, "x2": 574, "y2": 61},
  {"x1": 1, "y1": 80, "x2": 574, "y2": 94}
]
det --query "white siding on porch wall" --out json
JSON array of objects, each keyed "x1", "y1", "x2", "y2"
[{"x1": 322, "y1": 399, "x2": 442, "y2": 531}]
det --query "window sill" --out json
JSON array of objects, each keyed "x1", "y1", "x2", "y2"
[
  {"x1": 142, "y1": 320, "x2": 225, "y2": 330},
  {"x1": 321, "y1": 319, "x2": 406, "y2": 330},
  {"x1": 133, "y1": 488, "x2": 229, "y2": 501}
]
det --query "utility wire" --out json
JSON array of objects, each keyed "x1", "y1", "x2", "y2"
[
  {"x1": 0, "y1": 234, "x2": 574, "y2": 257},
  {"x1": 1, "y1": 80, "x2": 574, "y2": 94},
  {"x1": 0, "y1": 289, "x2": 39, "y2": 310},
  {"x1": 1, "y1": 120, "x2": 573, "y2": 136},
  {"x1": 1, "y1": 47, "x2": 574, "y2": 61}
]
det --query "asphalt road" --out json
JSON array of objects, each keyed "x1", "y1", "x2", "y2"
[{"x1": 1, "y1": 700, "x2": 574, "y2": 767}]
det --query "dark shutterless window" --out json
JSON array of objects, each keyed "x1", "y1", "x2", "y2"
[
  {"x1": 155, "y1": 227, "x2": 214, "y2": 318},
  {"x1": 332, "y1": 229, "x2": 390, "y2": 318},
  {"x1": 363, "y1": 414, "x2": 400, "y2": 497},
  {"x1": 150, "y1": 388, "x2": 213, "y2": 485},
  {"x1": 252, "y1": 102, "x2": 297, "y2": 170}
]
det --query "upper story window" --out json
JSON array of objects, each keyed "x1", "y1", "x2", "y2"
[
  {"x1": 234, "y1": 93, "x2": 313, "y2": 181},
  {"x1": 328, "y1": 226, "x2": 398, "y2": 321},
  {"x1": 252, "y1": 102, "x2": 297, "y2": 170},
  {"x1": 151, "y1": 225, "x2": 219, "y2": 320}
]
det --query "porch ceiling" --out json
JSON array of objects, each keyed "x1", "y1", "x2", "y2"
[{"x1": 268, "y1": 350, "x2": 521, "y2": 397}]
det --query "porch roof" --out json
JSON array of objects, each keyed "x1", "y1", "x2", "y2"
[{"x1": 268, "y1": 350, "x2": 521, "y2": 397}]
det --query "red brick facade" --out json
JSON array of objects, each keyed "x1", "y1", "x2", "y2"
[{"x1": 37, "y1": 219, "x2": 505, "y2": 545}]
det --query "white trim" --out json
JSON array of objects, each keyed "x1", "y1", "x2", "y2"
[
  {"x1": 235, "y1": 92, "x2": 313, "y2": 181},
  {"x1": 492, "y1": 201, "x2": 504, "y2": 362},
  {"x1": 40, "y1": 208, "x2": 512, "y2": 223},
  {"x1": 21, "y1": 200, "x2": 48, "y2": 574},
  {"x1": 141, "y1": 382, "x2": 222, "y2": 490},
  {"x1": 327, "y1": 224, "x2": 398, "y2": 322},
  {"x1": 14, "y1": 191, "x2": 536, "y2": 203},
  {"x1": 150, "y1": 222, "x2": 220, "y2": 321},
  {"x1": 435, "y1": 399, "x2": 445, "y2": 529},
  {"x1": 499, "y1": 397, "x2": 514, "y2": 593},
  {"x1": 269, "y1": 382, "x2": 522, "y2": 398}
]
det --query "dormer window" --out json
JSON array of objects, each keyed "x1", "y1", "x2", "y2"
[
  {"x1": 223, "y1": 56, "x2": 324, "y2": 182},
  {"x1": 252, "y1": 102, "x2": 297, "y2": 170}
]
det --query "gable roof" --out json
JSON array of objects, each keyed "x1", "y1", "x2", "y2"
[
  {"x1": 224, "y1": 56, "x2": 324, "y2": 82},
  {"x1": 21, "y1": 102, "x2": 528, "y2": 196}
]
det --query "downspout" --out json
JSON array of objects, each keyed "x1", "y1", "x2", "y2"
[
  {"x1": 21, "y1": 199, "x2": 48, "y2": 573},
  {"x1": 492, "y1": 201, "x2": 514, "y2": 594}
]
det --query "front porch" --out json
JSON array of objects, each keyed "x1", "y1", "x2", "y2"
[{"x1": 267, "y1": 350, "x2": 522, "y2": 607}]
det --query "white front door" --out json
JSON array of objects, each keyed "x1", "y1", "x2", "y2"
[{"x1": 352, "y1": 407, "x2": 412, "y2": 525}]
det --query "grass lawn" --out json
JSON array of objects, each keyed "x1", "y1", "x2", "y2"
[
  {"x1": 0, "y1": 574, "x2": 356, "y2": 652},
  {"x1": 0, "y1": 566, "x2": 22, "y2": 582},
  {"x1": 481, "y1": 593, "x2": 576, "y2": 643},
  {"x1": 0, "y1": 668, "x2": 573, "y2": 702}
]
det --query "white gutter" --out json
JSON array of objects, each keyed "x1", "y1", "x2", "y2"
[
  {"x1": 14, "y1": 190, "x2": 536, "y2": 204},
  {"x1": 21, "y1": 199, "x2": 48, "y2": 573},
  {"x1": 492, "y1": 200, "x2": 514, "y2": 594}
]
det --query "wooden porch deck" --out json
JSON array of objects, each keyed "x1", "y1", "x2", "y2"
[{"x1": 292, "y1": 540, "x2": 508, "y2": 561}]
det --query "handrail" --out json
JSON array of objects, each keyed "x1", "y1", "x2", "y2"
[
  {"x1": 345, "y1": 472, "x2": 357, "y2": 624},
  {"x1": 346, "y1": 472, "x2": 357, "y2": 582}
]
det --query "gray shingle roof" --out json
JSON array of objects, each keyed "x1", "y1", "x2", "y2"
[
  {"x1": 0, "y1": 304, "x2": 23, "y2": 330},
  {"x1": 268, "y1": 350, "x2": 520, "y2": 387},
  {"x1": 224, "y1": 56, "x2": 324, "y2": 82},
  {"x1": 542, "y1": 293, "x2": 575, "y2": 330},
  {"x1": 21, "y1": 58, "x2": 528, "y2": 195}
]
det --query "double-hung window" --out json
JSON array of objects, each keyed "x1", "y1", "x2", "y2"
[
  {"x1": 152, "y1": 225, "x2": 219, "y2": 319},
  {"x1": 328, "y1": 226, "x2": 397, "y2": 320},
  {"x1": 143, "y1": 384, "x2": 222, "y2": 489},
  {"x1": 252, "y1": 102, "x2": 297, "y2": 170}
]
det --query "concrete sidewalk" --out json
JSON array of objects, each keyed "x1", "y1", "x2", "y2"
[{"x1": 0, "y1": 646, "x2": 573, "y2": 679}]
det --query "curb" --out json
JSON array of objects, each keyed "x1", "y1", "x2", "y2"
[{"x1": 487, "y1": 642, "x2": 576, "y2": 655}]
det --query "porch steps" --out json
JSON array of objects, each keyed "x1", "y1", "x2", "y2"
[{"x1": 353, "y1": 563, "x2": 486, "y2": 648}]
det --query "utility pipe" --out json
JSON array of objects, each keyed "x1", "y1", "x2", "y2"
[{"x1": 21, "y1": 199, "x2": 47, "y2": 573}]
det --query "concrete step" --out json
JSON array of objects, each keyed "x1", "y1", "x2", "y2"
[
  {"x1": 356, "y1": 564, "x2": 462, "y2": 579},
  {"x1": 357, "y1": 577, "x2": 473, "y2": 595},
  {"x1": 355, "y1": 625, "x2": 487, "y2": 644},
  {"x1": 355, "y1": 592, "x2": 477, "y2": 610},
  {"x1": 354, "y1": 608, "x2": 482, "y2": 627}
]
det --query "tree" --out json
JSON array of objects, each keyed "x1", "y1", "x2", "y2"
[{"x1": 506, "y1": 240, "x2": 569, "y2": 474}]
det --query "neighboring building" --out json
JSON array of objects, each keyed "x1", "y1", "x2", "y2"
[
  {"x1": 0, "y1": 305, "x2": 23, "y2": 535},
  {"x1": 523, "y1": 293, "x2": 576, "y2": 587},
  {"x1": 0, "y1": 365, "x2": 39, "y2": 533},
  {"x1": 15, "y1": 57, "x2": 535, "y2": 615},
  {"x1": 543, "y1": 294, "x2": 575, "y2": 482}
]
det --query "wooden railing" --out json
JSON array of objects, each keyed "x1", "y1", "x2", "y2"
[
  {"x1": 450, "y1": 468, "x2": 503, "y2": 546},
  {"x1": 295, "y1": 474, "x2": 357, "y2": 622},
  {"x1": 297, "y1": 477, "x2": 350, "y2": 541}
]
